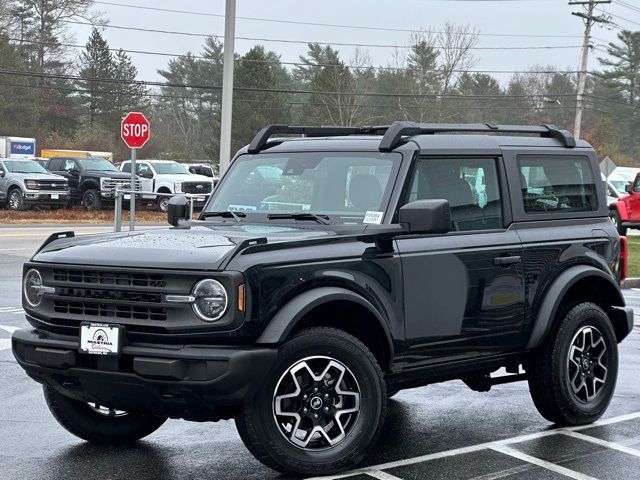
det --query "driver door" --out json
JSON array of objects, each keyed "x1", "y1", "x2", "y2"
[{"x1": 395, "y1": 156, "x2": 525, "y2": 370}]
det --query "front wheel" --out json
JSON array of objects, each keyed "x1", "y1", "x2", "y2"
[
  {"x1": 7, "y1": 188, "x2": 25, "y2": 211},
  {"x1": 82, "y1": 189, "x2": 103, "y2": 211},
  {"x1": 609, "y1": 210, "x2": 627, "y2": 236},
  {"x1": 235, "y1": 327, "x2": 387, "y2": 476},
  {"x1": 528, "y1": 302, "x2": 618, "y2": 426},
  {"x1": 44, "y1": 386, "x2": 167, "y2": 444},
  {"x1": 156, "y1": 195, "x2": 170, "y2": 212}
]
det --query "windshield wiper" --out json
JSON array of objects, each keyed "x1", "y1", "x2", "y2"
[
  {"x1": 267, "y1": 213, "x2": 330, "y2": 225},
  {"x1": 201, "y1": 210, "x2": 246, "y2": 222}
]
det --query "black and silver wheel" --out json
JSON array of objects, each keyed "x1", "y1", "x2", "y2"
[
  {"x1": 609, "y1": 209, "x2": 626, "y2": 236},
  {"x1": 8, "y1": 188, "x2": 25, "y2": 211},
  {"x1": 82, "y1": 189, "x2": 102, "y2": 211},
  {"x1": 528, "y1": 302, "x2": 618, "y2": 426},
  {"x1": 44, "y1": 386, "x2": 167, "y2": 443},
  {"x1": 156, "y1": 195, "x2": 170, "y2": 212},
  {"x1": 235, "y1": 327, "x2": 386, "y2": 476}
]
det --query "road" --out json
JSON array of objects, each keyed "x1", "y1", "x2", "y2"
[{"x1": 1, "y1": 225, "x2": 640, "y2": 480}]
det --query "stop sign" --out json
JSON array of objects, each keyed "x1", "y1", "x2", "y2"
[{"x1": 121, "y1": 112, "x2": 150, "y2": 149}]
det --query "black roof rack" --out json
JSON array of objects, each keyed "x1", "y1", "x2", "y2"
[
  {"x1": 378, "y1": 121, "x2": 576, "y2": 152},
  {"x1": 247, "y1": 124, "x2": 389, "y2": 153}
]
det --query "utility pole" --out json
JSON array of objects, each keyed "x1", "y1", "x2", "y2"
[
  {"x1": 570, "y1": 0, "x2": 611, "y2": 139},
  {"x1": 219, "y1": 0, "x2": 236, "y2": 175}
]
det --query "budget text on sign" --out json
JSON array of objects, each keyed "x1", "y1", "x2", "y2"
[{"x1": 121, "y1": 112, "x2": 150, "y2": 149}]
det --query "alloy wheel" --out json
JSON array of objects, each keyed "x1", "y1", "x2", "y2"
[
  {"x1": 567, "y1": 326, "x2": 608, "y2": 403},
  {"x1": 9, "y1": 191, "x2": 21, "y2": 210},
  {"x1": 88, "y1": 403, "x2": 129, "y2": 417},
  {"x1": 273, "y1": 355, "x2": 361, "y2": 450}
]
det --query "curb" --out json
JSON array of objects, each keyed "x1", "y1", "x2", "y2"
[{"x1": 622, "y1": 278, "x2": 640, "y2": 289}]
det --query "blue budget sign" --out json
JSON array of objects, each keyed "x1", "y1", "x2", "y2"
[{"x1": 10, "y1": 141, "x2": 35, "y2": 155}]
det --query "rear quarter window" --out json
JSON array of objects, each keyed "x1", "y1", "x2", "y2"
[{"x1": 518, "y1": 155, "x2": 597, "y2": 214}]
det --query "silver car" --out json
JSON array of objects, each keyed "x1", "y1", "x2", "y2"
[{"x1": 0, "y1": 159, "x2": 70, "y2": 210}]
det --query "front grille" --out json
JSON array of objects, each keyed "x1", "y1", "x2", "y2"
[
  {"x1": 53, "y1": 300, "x2": 167, "y2": 321},
  {"x1": 53, "y1": 269, "x2": 166, "y2": 288},
  {"x1": 31, "y1": 181, "x2": 68, "y2": 190},
  {"x1": 50, "y1": 268, "x2": 168, "y2": 322},
  {"x1": 101, "y1": 178, "x2": 142, "y2": 192},
  {"x1": 181, "y1": 181, "x2": 212, "y2": 194}
]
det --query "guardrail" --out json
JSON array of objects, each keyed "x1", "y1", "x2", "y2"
[{"x1": 113, "y1": 188, "x2": 208, "y2": 232}]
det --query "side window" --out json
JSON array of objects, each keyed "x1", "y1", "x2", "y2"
[
  {"x1": 122, "y1": 163, "x2": 131, "y2": 173},
  {"x1": 404, "y1": 158, "x2": 503, "y2": 231},
  {"x1": 62, "y1": 159, "x2": 77, "y2": 172},
  {"x1": 518, "y1": 155, "x2": 597, "y2": 214},
  {"x1": 137, "y1": 163, "x2": 152, "y2": 176},
  {"x1": 633, "y1": 175, "x2": 640, "y2": 193}
]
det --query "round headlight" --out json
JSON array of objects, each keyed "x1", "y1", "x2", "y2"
[
  {"x1": 192, "y1": 279, "x2": 228, "y2": 321},
  {"x1": 24, "y1": 269, "x2": 43, "y2": 307}
]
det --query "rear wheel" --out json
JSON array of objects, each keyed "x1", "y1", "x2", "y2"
[
  {"x1": 82, "y1": 189, "x2": 102, "y2": 210},
  {"x1": 528, "y1": 302, "x2": 618, "y2": 426},
  {"x1": 7, "y1": 188, "x2": 25, "y2": 211},
  {"x1": 235, "y1": 327, "x2": 387, "y2": 476},
  {"x1": 44, "y1": 386, "x2": 167, "y2": 443},
  {"x1": 609, "y1": 209, "x2": 627, "y2": 236}
]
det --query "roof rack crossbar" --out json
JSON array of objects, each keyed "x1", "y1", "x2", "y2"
[
  {"x1": 378, "y1": 121, "x2": 576, "y2": 152},
  {"x1": 247, "y1": 124, "x2": 390, "y2": 153}
]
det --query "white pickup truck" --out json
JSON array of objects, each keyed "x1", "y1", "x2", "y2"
[{"x1": 120, "y1": 159, "x2": 214, "y2": 212}]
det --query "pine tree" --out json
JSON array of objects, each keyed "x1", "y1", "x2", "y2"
[
  {"x1": 77, "y1": 28, "x2": 114, "y2": 130},
  {"x1": 108, "y1": 49, "x2": 147, "y2": 135}
]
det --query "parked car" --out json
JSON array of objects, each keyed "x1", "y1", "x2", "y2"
[
  {"x1": 13, "y1": 122, "x2": 632, "y2": 476},
  {"x1": 120, "y1": 159, "x2": 213, "y2": 212},
  {"x1": 609, "y1": 171, "x2": 640, "y2": 235},
  {"x1": 0, "y1": 158, "x2": 69, "y2": 210},
  {"x1": 46, "y1": 157, "x2": 139, "y2": 210}
]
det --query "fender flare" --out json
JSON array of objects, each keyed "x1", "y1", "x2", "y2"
[
  {"x1": 526, "y1": 265, "x2": 625, "y2": 349},
  {"x1": 80, "y1": 180, "x2": 100, "y2": 193},
  {"x1": 610, "y1": 201, "x2": 628, "y2": 220},
  {"x1": 256, "y1": 286, "x2": 394, "y2": 363}
]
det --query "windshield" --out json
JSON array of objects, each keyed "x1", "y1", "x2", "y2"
[
  {"x1": 609, "y1": 180, "x2": 628, "y2": 193},
  {"x1": 206, "y1": 152, "x2": 400, "y2": 224},
  {"x1": 4, "y1": 160, "x2": 48, "y2": 174},
  {"x1": 77, "y1": 158, "x2": 118, "y2": 172},
  {"x1": 151, "y1": 162, "x2": 189, "y2": 175}
]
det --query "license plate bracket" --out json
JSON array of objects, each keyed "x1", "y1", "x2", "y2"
[{"x1": 79, "y1": 323, "x2": 122, "y2": 355}]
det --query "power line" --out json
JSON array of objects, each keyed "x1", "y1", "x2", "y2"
[
  {"x1": 93, "y1": 1, "x2": 583, "y2": 39},
  {"x1": 597, "y1": 8, "x2": 640, "y2": 27},
  {"x1": 8, "y1": 36, "x2": 584, "y2": 75},
  {"x1": 613, "y1": 0, "x2": 640, "y2": 14},
  {"x1": 64, "y1": 20, "x2": 585, "y2": 51}
]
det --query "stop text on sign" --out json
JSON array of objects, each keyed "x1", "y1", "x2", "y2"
[{"x1": 121, "y1": 111, "x2": 151, "y2": 149}]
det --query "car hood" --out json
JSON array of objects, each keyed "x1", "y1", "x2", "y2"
[
  {"x1": 14, "y1": 172, "x2": 67, "y2": 181},
  {"x1": 33, "y1": 224, "x2": 341, "y2": 270},
  {"x1": 82, "y1": 170, "x2": 133, "y2": 179}
]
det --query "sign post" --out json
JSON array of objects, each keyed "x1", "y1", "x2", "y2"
[{"x1": 120, "y1": 112, "x2": 150, "y2": 231}]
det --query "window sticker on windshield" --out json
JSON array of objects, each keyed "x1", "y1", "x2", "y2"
[
  {"x1": 228, "y1": 205, "x2": 257, "y2": 212},
  {"x1": 363, "y1": 211, "x2": 384, "y2": 224}
]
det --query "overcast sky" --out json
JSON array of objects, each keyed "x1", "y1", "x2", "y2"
[{"x1": 68, "y1": 0, "x2": 637, "y2": 84}]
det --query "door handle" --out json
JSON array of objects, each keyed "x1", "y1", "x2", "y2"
[{"x1": 493, "y1": 255, "x2": 522, "y2": 267}]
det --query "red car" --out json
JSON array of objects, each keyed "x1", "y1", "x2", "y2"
[{"x1": 609, "y1": 172, "x2": 640, "y2": 235}]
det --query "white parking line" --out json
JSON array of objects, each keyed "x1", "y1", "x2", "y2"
[
  {"x1": 560, "y1": 430, "x2": 640, "y2": 458},
  {"x1": 365, "y1": 471, "x2": 404, "y2": 480},
  {"x1": 490, "y1": 446, "x2": 598, "y2": 480},
  {"x1": 0, "y1": 307, "x2": 24, "y2": 315},
  {"x1": 309, "y1": 411, "x2": 640, "y2": 480}
]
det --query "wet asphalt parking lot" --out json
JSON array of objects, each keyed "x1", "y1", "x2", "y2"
[{"x1": 1, "y1": 224, "x2": 640, "y2": 480}]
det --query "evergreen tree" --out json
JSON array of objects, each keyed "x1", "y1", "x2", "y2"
[
  {"x1": 77, "y1": 28, "x2": 114, "y2": 130},
  {"x1": 108, "y1": 49, "x2": 147, "y2": 135}
]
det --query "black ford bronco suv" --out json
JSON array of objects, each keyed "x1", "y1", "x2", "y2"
[{"x1": 12, "y1": 122, "x2": 634, "y2": 476}]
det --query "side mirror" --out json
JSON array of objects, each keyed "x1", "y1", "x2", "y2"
[
  {"x1": 70, "y1": 168, "x2": 80, "y2": 176},
  {"x1": 399, "y1": 199, "x2": 451, "y2": 234},
  {"x1": 141, "y1": 171, "x2": 153, "y2": 179},
  {"x1": 0, "y1": 170, "x2": 4, "y2": 178},
  {"x1": 167, "y1": 195, "x2": 189, "y2": 227},
  {"x1": 626, "y1": 183, "x2": 633, "y2": 194}
]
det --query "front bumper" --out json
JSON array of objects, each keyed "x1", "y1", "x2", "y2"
[
  {"x1": 12, "y1": 328, "x2": 276, "y2": 420},
  {"x1": 612, "y1": 306, "x2": 635, "y2": 342},
  {"x1": 23, "y1": 190, "x2": 69, "y2": 203}
]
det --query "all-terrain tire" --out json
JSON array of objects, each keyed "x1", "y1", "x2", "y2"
[
  {"x1": 44, "y1": 386, "x2": 167, "y2": 444},
  {"x1": 235, "y1": 327, "x2": 387, "y2": 476},
  {"x1": 82, "y1": 189, "x2": 103, "y2": 211},
  {"x1": 528, "y1": 302, "x2": 618, "y2": 426}
]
